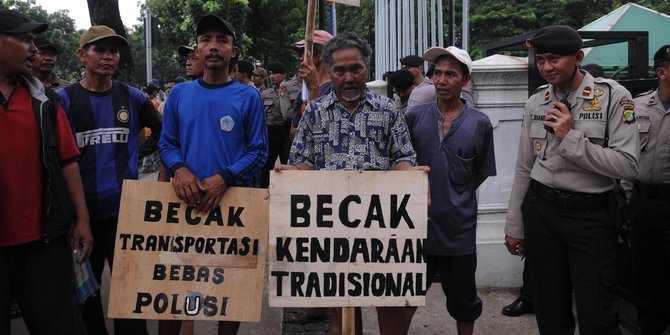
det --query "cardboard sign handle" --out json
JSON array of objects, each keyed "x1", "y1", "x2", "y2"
[
  {"x1": 342, "y1": 306, "x2": 356, "y2": 335},
  {"x1": 304, "y1": 0, "x2": 316, "y2": 59}
]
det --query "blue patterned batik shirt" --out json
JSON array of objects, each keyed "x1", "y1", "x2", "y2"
[{"x1": 289, "y1": 87, "x2": 416, "y2": 170}]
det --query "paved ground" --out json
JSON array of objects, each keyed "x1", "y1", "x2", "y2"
[
  {"x1": 11, "y1": 263, "x2": 539, "y2": 334},
  {"x1": 8, "y1": 171, "x2": 661, "y2": 334},
  {"x1": 11, "y1": 260, "x2": 652, "y2": 334}
]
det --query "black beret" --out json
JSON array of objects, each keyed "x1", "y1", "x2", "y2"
[
  {"x1": 527, "y1": 25, "x2": 582, "y2": 55},
  {"x1": 388, "y1": 70, "x2": 415, "y2": 90},
  {"x1": 237, "y1": 60, "x2": 254, "y2": 76},
  {"x1": 266, "y1": 62, "x2": 286, "y2": 75},
  {"x1": 400, "y1": 55, "x2": 423, "y2": 67},
  {"x1": 653, "y1": 44, "x2": 670, "y2": 64}
]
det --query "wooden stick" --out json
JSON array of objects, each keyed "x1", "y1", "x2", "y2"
[
  {"x1": 341, "y1": 307, "x2": 356, "y2": 335},
  {"x1": 304, "y1": 0, "x2": 317, "y2": 58},
  {"x1": 183, "y1": 320, "x2": 194, "y2": 335}
]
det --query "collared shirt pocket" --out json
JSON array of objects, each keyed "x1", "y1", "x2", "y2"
[
  {"x1": 573, "y1": 119, "x2": 606, "y2": 146},
  {"x1": 449, "y1": 154, "x2": 475, "y2": 185},
  {"x1": 530, "y1": 121, "x2": 547, "y2": 158},
  {"x1": 263, "y1": 98, "x2": 274, "y2": 113},
  {"x1": 637, "y1": 120, "x2": 651, "y2": 152}
]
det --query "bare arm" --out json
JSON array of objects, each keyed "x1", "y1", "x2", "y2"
[
  {"x1": 394, "y1": 163, "x2": 432, "y2": 207},
  {"x1": 197, "y1": 174, "x2": 228, "y2": 213},
  {"x1": 61, "y1": 162, "x2": 92, "y2": 263},
  {"x1": 475, "y1": 176, "x2": 488, "y2": 189},
  {"x1": 299, "y1": 50, "x2": 320, "y2": 101},
  {"x1": 274, "y1": 162, "x2": 310, "y2": 172},
  {"x1": 157, "y1": 164, "x2": 169, "y2": 182},
  {"x1": 172, "y1": 167, "x2": 202, "y2": 207}
]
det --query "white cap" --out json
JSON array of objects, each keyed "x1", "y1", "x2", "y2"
[{"x1": 422, "y1": 46, "x2": 473, "y2": 74}]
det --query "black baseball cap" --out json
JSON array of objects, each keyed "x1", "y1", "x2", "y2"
[
  {"x1": 653, "y1": 44, "x2": 670, "y2": 64},
  {"x1": 34, "y1": 37, "x2": 59, "y2": 54},
  {"x1": 178, "y1": 44, "x2": 196, "y2": 57},
  {"x1": 526, "y1": 25, "x2": 583, "y2": 55},
  {"x1": 0, "y1": 9, "x2": 48, "y2": 34},
  {"x1": 196, "y1": 15, "x2": 236, "y2": 43}
]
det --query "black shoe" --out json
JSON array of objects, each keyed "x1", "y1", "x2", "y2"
[
  {"x1": 501, "y1": 297, "x2": 534, "y2": 317},
  {"x1": 9, "y1": 299, "x2": 21, "y2": 319}
]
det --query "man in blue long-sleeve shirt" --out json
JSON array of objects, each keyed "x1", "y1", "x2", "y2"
[{"x1": 158, "y1": 15, "x2": 267, "y2": 335}]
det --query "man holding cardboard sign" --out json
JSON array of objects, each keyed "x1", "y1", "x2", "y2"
[
  {"x1": 158, "y1": 14, "x2": 268, "y2": 335},
  {"x1": 275, "y1": 31, "x2": 428, "y2": 335}
]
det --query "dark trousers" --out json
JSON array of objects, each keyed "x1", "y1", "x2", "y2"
[
  {"x1": 630, "y1": 190, "x2": 670, "y2": 335},
  {"x1": 80, "y1": 218, "x2": 147, "y2": 335},
  {"x1": 0, "y1": 237, "x2": 78, "y2": 335},
  {"x1": 523, "y1": 183, "x2": 620, "y2": 335},
  {"x1": 519, "y1": 260, "x2": 533, "y2": 303},
  {"x1": 425, "y1": 253, "x2": 482, "y2": 322},
  {"x1": 261, "y1": 124, "x2": 289, "y2": 188}
]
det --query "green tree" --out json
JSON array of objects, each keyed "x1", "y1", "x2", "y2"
[
  {"x1": 1, "y1": 0, "x2": 82, "y2": 82},
  {"x1": 245, "y1": 0, "x2": 305, "y2": 70},
  {"x1": 87, "y1": 0, "x2": 134, "y2": 81},
  {"x1": 142, "y1": 0, "x2": 251, "y2": 85},
  {"x1": 467, "y1": 0, "x2": 670, "y2": 59},
  {"x1": 44, "y1": 9, "x2": 82, "y2": 82}
]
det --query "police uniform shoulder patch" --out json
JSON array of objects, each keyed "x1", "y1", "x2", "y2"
[
  {"x1": 623, "y1": 109, "x2": 635, "y2": 123},
  {"x1": 620, "y1": 99, "x2": 634, "y2": 107},
  {"x1": 622, "y1": 99, "x2": 636, "y2": 124}
]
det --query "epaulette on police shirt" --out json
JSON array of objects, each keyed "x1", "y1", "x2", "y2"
[
  {"x1": 532, "y1": 84, "x2": 550, "y2": 95},
  {"x1": 593, "y1": 76, "x2": 618, "y2": 87},
  {"x1": 634, "y1": 89, "x2": 655, "y2": 99}
]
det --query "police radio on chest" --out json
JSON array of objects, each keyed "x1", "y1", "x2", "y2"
[{"x1": 545, "y1": 93, "x2": 571, "y2": 134}]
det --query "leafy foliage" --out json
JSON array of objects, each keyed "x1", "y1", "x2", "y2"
[
  {"x1": 1, "y1": 0, "x2": 82, "y2": 82},
  {"x1": 3, "y1": 0, "x2": 669, "y2": 85},
  {"x1": 467, "y1": 0, "x2": 670, "y2": 59}
]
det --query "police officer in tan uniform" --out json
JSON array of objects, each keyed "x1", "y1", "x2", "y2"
[
  {"x1": 260, "y1": 62, "x2": 290, "y2": 188},
  {"x1": 629, "y1": 44, "x2": 670, "y2": 335},
  {"x1": 504, "y1": 25, "x2": 639, "y2": 334},
  {"x1": 281, "y1": 72, "x2": 301, "y2": 114},
  {"x1": 252, "y1": 67, "x2": 268, "y2": 93}
]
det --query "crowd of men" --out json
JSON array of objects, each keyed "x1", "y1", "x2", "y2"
[{"x1": 1, "y1": 6, "x2": 669, "y2": 335}]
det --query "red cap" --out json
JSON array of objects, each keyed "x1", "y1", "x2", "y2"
[{"x1": 291, "y1": 30, "x2": 334, "y2": 49}]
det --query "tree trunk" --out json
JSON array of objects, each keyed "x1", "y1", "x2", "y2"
[{"x1": 87, "y1": 0, "x2": 134, "y2": 82}]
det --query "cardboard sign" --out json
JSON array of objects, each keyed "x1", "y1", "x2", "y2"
[
  {"x1": 108, "y1": 180, "x2": 268, "y2": 321},
  {"x1": 268, "y1": 171, "x2": 428, "y2": 307}
]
